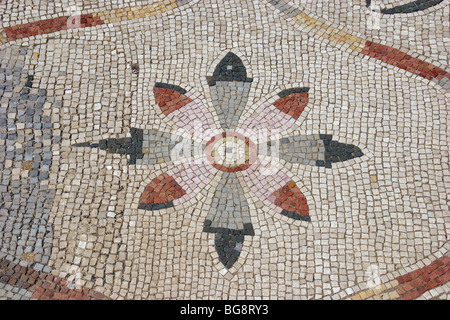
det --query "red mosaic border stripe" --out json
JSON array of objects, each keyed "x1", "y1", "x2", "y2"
[
  {"x1": 2, "y1": 5, "x2": 449, "y2": 89},
  {"x1": 269, "y1": 1, "x2": 450, "y2": 89},
  {"x1": 361, "y1": 41, "x2": 450, "y2": 81},
  {"x1": 396, "y1": 255, "x2": 450, "y2": 300},
  {"x1": 350, "y1": 253, "x2": 450, "y2": 299},
  {"x1": 3, "y1": 14, "x2": 105, "y2": 42},
  {"x1": 0, "y1": 257, "x2": 110, "y2": 300}
]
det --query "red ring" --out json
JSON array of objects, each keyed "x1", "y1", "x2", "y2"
[{"x1": 205, "y1": 132, "x2": 257, "y2": 172}]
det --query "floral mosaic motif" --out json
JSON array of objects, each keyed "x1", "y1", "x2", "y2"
[{"x1": 74, "y1": 52, "x2": 364, "y2": 270}]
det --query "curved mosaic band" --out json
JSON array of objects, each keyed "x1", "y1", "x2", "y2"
[
  {"x1": 366, "y1": 0, "x2": 445, "y2": 14},
  {"x1": 349, "y1": 253, "x2": 450, "y2": 300},
  {"x1": 0, "y1": 257, "x2": 110, "y2": 300},
  {"x1": 0, "y1": 0, "x2": 192, "y2": 45},
  {"x1": 267, "y1": 0, "x2": 450, "y2": 92},
  {"x1": 1, "y1": 14, "x2": 105, "y2": 43}
]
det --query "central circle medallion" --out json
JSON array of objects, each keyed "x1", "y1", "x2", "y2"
[{"x1": 206, "y1": 132, "x2": 257, "y2": 172}]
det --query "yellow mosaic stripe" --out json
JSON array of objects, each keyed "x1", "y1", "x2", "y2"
[
  {"x1": 93, "y1": 0, "x2": 178, "y2": 24},
  {"x1": 0, "y1": 30, "x2": 6, "y2": 45},
  {"x1": 350, "y1": 280, "x2": 400, "y2": 300},
  {"x1": 292, "y1": 12, "x2": 366, "y2": 52}
]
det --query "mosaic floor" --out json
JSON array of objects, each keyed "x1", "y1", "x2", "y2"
[{"x1": 0, "y1": 0, "x2": 449, "y2": 300}]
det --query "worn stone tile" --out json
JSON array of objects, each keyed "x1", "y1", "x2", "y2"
[{"x1": 0, "y1": 0, "x2": 448, "y2": 301}]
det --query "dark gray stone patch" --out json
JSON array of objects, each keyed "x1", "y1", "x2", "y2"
[
  {"x1": 131, "y1": 63, "x2": 139, "y2": 75},
  {"x1": 320, "y1": 134, "x2": 364, "y2": 168},
  {"x1": 278, "y1": 87, "x2": 309, "y2": 98},
  {"x1": 0, "y1": 46, "x2": 57, "y2": 272},
  {"x1": 214, "y1": 233, "x2": 245, "y2": 269},
  {"x1": 154, "y1": 82, "x2": 187, "y2": 95},
  {"x1": 207, "y1": 52, "x2": 252, "y2": 86},
  {"x1": 280, "y1": 209, "x2": 311, "y2": 221},
  {"x1": 366, "y1": 0, "x2": 444, "y2": 14},
  {"x1": 73, "y1": 128, "x2": 144, "y2": 164}
]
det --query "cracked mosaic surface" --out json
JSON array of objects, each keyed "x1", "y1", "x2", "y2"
[{"x1": 0, "y1": 0, "x2": 449, "y2": 300}]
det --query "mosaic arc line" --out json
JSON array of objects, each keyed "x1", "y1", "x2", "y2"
[
  {"x1": 2, "y1": 0, "x2": 447, "y2": 89},
  {"x1": 349, "y1": 252, "x2": 450, "y2": 300},
  {"x1": 0, "y1": 257, "x2": 110, "y2": 300},
  {"x1": 326, "y1": 244, "x2": 450, "y2": 300},
  {"x1": 366, "y1": 0, "x2": 446, "y2": 14},
  {"x1": 0, "y1": 0, "x2": 196, "y2": 46},
  {"x1": 267, "y1": 0, "x2": 450, "y2": 92}
]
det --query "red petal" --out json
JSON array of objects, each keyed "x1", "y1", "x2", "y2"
[
  {"x1": 139, "y1": 173, "x2": 187, "y2": 205},
  {"x1": 272, "y1": 181, "x2": 310, "y2": 217},
  {"x1": 153, "y1": 86, "x2": 193, "y2": 116},
  {"x1": 273, "y1": 91, "x2": 309, "y2": 120}
]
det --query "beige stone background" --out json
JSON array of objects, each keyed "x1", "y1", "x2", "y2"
[{"x1": 3, "y1": 0, "x2": 448, "y2": 299}]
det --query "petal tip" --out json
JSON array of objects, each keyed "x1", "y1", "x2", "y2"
[
  {"x1": 215, "y1": 232, "x2": 244, "y2": 269},
  {"x1": 208, "y1": 52, "x2": 253, "y2": 86}
]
